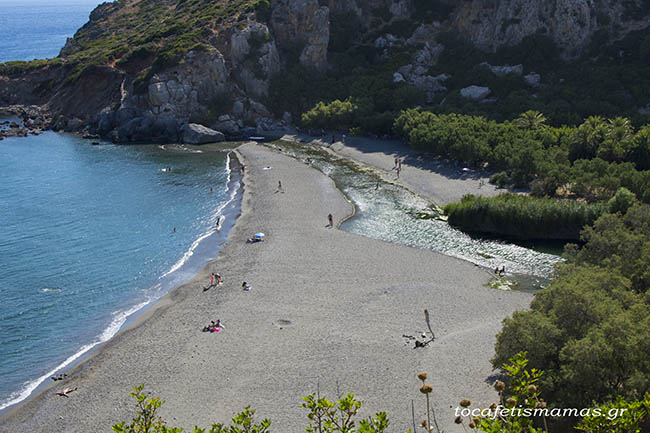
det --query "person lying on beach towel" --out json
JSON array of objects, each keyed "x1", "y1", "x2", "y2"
[
  {"x1": 202, "y1": 319, "x2": 223, "y2": 333},
  {"x1": 242, "y1": 282, "x2": 251, "y2": 291}
]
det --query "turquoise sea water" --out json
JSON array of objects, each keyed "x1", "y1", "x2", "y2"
[
  {"x1": 0, "y1": 132, "x2": 240, "y2": 409},
  {"x1": 0, "y1": 0, "x2": 102, "y2": 63}
]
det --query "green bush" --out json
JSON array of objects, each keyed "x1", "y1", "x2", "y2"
[
  {"x1": 490, "y1": 172, "x2": 510, "y2": 188},
  {"x1": 493, "y1": 205, "x2": 650, "y2": 417},
  {"x1": 444, "y1": 193, "x2": 605, "y2": 240}
]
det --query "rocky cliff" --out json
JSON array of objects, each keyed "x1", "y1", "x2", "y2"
[{"x1": 0, "y1": 0, "x2": 648, "y2": 142}]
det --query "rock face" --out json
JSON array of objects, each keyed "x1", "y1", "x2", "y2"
[
  {"x1": 182, "y1": 123, "x2": 225, "y2": 144},
  {"x1": 480, "y1": 62, "x2": 523, "y2": 77},
  {"x1": 2, "y1": 0, "x2": 649, "y2": 143},
  {"x1": 230, "y1": 22, "x2": 281, "y2": 96},
  {"x1": 450, "y1": 0, "x2": 650, "y2": 58},
  {"x1": 461, "y1": 85, "x2": 491, "y2": 101},
  {"x1": 271, "y1": 0, "x2": 330, "y2": 70},
  {"x1": 524, "y1": 72, "x2": 541, "y2": 87}
]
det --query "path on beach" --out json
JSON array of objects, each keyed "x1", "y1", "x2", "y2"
[
  {"x1": 0, "y1": 143, "x2": 531, "y2": 433},
  {"x1": 284, "y1": 134, "x2": 501, "y2": 206}
]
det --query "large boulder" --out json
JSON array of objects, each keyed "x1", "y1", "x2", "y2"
[
  {"x1": 524, "y1": 72, "x2": 541, "y2": 87},
  {"x1": 460, "y1": 85, "x2": 491, "y2": 100},
  {"x1": 182, "y1": 123, "x2": 225, "y2": 144},
  {"x1": 480, "y1": 62, "x2": 523, "y2": 77}
]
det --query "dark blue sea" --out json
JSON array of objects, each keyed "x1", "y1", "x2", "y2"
[
  {"x1": 0, "y1": 2, "x2": 242, "y2": 410},
  {"x1": 0, "y1": 131, "x2": 240, "y2": 410},
  {"x1": 0, "y1": 0, "x2": 102, "y2": 63}
]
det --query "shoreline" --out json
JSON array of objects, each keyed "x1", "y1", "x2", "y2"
[
  {"x1": 0, "y1": 142, "x2": 533, "y2": 433},
  {"x1": 0, "y1": 142, "x2": 244, "y2": 415}
]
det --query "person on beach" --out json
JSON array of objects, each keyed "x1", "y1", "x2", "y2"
[
  {"x1": 499, "y1": 266, "x2": 506, "y2": 275},
  {"x1": 215, "y1": 273, "x2": 223, "y2": 284},
  {"x1": 396, "y1": 166, "x2": 401, "y2": 178},
  {"x1": 277, "y1": 180, "x2": 282, "y2": 192},
  {"x1": 327, "y1": 213, "x2": 333, "y2": 227},
  {"x1": 216, "y1": 218, "x2": 221, "y2": 229},
  {"x1": 211, "y1": 273, "x2": 214, "y2": 285},
  {"x1": 173, "y1": 227, "x2": 176, "y2": 232},
  {"x1": 242, "y1": 281, "x2": 251, "y2": 291},
  {"x1": 494, "y1": 266, "x2": 499, "y2": 274},
  {"x1": 393, "y1": 157, "x2": 399, "y2": 170},
  {"x1": 241, "y1": 165, "x2": 245, "y2": 175}
]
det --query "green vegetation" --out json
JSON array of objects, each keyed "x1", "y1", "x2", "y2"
[
  {"x1": 444, "y1": 194, "x2": 605, "y2": 240},
  {"x1": 116, "y1": 357, "x2": 650, "y2": 433},
  {"x1": 396, "y1": 110, "x2": 650, "y2": 202},
  {"x1": 492, "y1": 204, "x2": 650, "y2": 421},
  {"x1": 456, "y1": 352, "x2": 650, "y2": 432},
  {"x1": 114, "y1": 385, "x2": 389, "y2": 433},
  {"x1": 0, "y1": 0, "x2": 261, "y2": 88},
  {"x1": 266, "y1": 44, "x2": 423, "y2": 136}
]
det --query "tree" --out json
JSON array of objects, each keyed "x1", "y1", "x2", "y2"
[{"x1": 514, "y1": 110, "x2": 547, "y2": 130}]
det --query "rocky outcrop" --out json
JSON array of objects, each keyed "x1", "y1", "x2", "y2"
[
  {"x1": 450, "y1": 0, "x2": 650, "y2": 58},
  {"x1": 230, "y1": 22, "x2": 281, "y2": 96},
  {"x1": 182, "y1": 123, "x2": 225, "y2": 144},
  {"x1": 480, "y1": 62, "x2": 523, "y2": 77},
  {"x1": 148, "y1": 49, "x2": 229, "y2": 117},
  {"x1": 460, "y1": 85, "x2": 491, "y2": 100},
  {"x1": 524, "y1": 72, "x2": 541, "y2": 87},
  {"x1": 271, "y1": 0, "x2": 329, "y2": 70}
]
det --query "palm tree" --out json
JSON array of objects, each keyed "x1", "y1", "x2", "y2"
[
  {"x1": 606, "y1": 116, "x2": 633, "y2": 142},
  {"x1": 515, "y1": 110, "x2": 547, "y2": 130}
]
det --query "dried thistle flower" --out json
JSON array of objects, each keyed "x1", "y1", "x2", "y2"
[
  {"x1": 420, "y1": 419, "x2": 428, "y2": 427},
  {"x1": 417, "y1": 372, "x2": 428, "y2": 382},
  {"x1": 420, "y1": 384, "x2": 433, "y2": 394},
  {"x1": 494, "y1": 380, "x2": 505, "y2": 391},
  {"x1": 454, "y1": 416, "x2": 463, "y2": 424},
  {"x1": 506, "y1": 397, "x2": 517, "y2": 407},
  {"x1": 459, "y1": 398, "x2": 471, "y2": 408},
  {"x1": 468, "y1": 421, "x2": 476, "y2": 429},
  {"x1": 527, "y1": 385, "x2": 537, "y2": 393},
  {"x1": 535, "y1": 400, "x2": 547, "y2": 409},
  {"x1": 489, "y1": 402, "x2": 497, "y2": 410}
]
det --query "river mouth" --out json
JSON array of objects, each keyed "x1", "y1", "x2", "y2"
[{"x1": 269, "y1": 139, "x2": 563, "y2": 291}]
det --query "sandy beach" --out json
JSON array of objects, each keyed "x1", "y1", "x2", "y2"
[{"x1": 0, "y1": 142, "x2": 532, "y2": 433}]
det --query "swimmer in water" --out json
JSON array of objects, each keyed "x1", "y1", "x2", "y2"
[{"x1": 173, "y1": 227, "x2": 176, "y2": 232}]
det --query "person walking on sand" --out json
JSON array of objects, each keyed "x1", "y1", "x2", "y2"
[
  {"x1": 327, "y1": 213, "x2": 333, "y2": 227},
  {"x1": 278, "y1": 180, "x2": 282, "y2": 192},
  {"x1": 210, "y1": 273, "x2": 214, "y2": 286}
]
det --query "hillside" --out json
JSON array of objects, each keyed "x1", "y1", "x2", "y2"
[{"x1": 1, "y1": 0, "x2": 650, "y2": 142}]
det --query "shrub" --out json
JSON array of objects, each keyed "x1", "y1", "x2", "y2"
[
  {"x1": 444, "y1": 193, "x2": 605, "y2": 240},
  {"x1": 490, "y1": 172, "x2": 510, "y2": 188}
]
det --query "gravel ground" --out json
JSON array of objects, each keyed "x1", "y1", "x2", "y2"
[
  {"x1": 283, "y1": 133, "x2": 501, "y2": 206},
  {"x1": 0, "y1": 143, "x2": 531, "y2": 433}
]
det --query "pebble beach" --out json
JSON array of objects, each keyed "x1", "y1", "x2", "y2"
[{"x1": 0, "y1": 142, "x2": 533, "y2": 433}]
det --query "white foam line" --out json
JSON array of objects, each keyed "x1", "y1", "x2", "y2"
[
  {"x1": 0, "y1": 299, "x2": 152, "y2": 411},
  {"x1": 160, "y1": 154, "x2": 239, "y2": 279}
]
